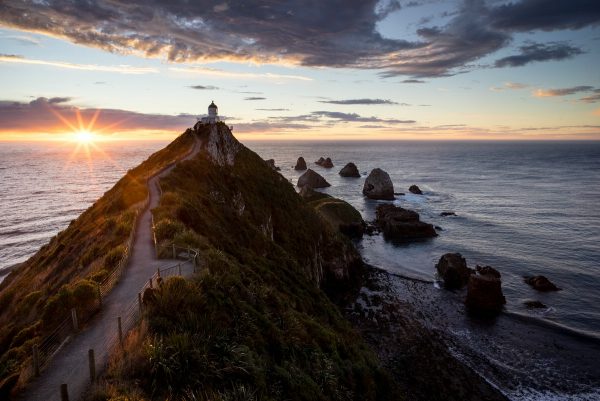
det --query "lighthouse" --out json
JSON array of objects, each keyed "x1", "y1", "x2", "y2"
[{"x1": 200, "y1": 101, "x2": 220, "y2": 124}]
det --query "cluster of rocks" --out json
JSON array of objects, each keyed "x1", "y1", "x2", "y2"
[
  {"x1": 435, "y1": 253, "x2": 562, "y2": 317},
  {"x1": 315, "y1": 156, "x2": 334, "y2": 168},
  {"x1": 435, "y1": 253, "x2": 505, "y2": 316},
  {"x1": 375, "y1": 204, "x2": 437, "y2": 240}
]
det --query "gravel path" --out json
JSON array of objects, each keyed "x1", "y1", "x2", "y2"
[{"x1": 20, "y1": 135, "x2": 201, "y2": 401}]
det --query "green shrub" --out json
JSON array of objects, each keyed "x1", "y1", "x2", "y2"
[
  {"x1": 154, "y1": 218, "x2": 185, "y2": 243},
  {"x1": 72, "y1": 279, "x2": 97, "y2": 308},
  {"x1": 104, "y1": 245, "x2": 125, "y2": 270}
]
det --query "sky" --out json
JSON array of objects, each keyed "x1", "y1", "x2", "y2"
[{"x1": 0, "y1": 0, "x2": 599, "y2": 141}]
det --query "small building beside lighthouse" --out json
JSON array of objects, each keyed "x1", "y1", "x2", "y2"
[{"x1": 200, "y1": 101, "x2": 220, "y2": 124}]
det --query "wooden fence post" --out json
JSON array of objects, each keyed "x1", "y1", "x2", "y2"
[
  {"x1": 157, "y1": 267, "x2": 161, "y2": 279},
  {"x1": 172, "y1": 243, "x2": 176, "y2": 259},
  {"x1": 148, "y1": 277, "x2": 153, "y2": 289},
  {"x1": 178, "y1": 263, "x2": 182, "y2": 275},
  {"x1": 60, "y1": 383, "x2": 69, "y2": 401},
  {"x1": 71, "y1": 308, "x2": 79, "y2": 331},
  {"x1": 88, "y1": 349, "x2": 96, "y2": 383},
  {"x1": 97, "y1": 284, "x2": 102, "y2": 308},
  {"x1": 138, "y1": 292, "x2": 143, "y2": 313},
  {"x1": 118, "y1": 316, "x2": 123, "y2": 348},
  {"x1": 32, "y1": 345, "x2": 40, "y2": 377}
]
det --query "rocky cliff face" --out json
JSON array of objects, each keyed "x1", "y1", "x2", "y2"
[{"x1": 167, "y1": 122, "x2": 363, "y2": 295}]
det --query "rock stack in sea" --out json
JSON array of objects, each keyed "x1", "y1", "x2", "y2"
[
  {"x1": 339, "y1": 162, "x2": 360, "y2": 177},
  {"x1": 297, "y1": 169, "x2": 330, "y2": 188},
  {"x1": 363, "y1": 168, "x2": 394, "y2": 200},
  {"x1": 294, "y1": 157, "x2": 307, "y2": 170}
]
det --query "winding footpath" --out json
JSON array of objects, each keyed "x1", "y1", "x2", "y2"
[{"x1": 20, "y1": 135, "x2": 202, "y2": 401}]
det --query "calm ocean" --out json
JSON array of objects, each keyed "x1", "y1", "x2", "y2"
[{"x1": 1, "y1": 140, "x2": 599, "y2": 397}]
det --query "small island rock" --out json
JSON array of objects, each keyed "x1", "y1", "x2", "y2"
[
  {"x1": 524, "y1": 300, "x2": 547, "y2": 309},
  {"x1": 321, "y1": 157, "x2": 334, "y2": 168},
  {"x1": 440, "y1": 211, "x2": 456, "y2": 217},
  {"x1": 339, "y1": 162, "x2": 360, "y2": 177},
  {"x1": 375, "y1": 204, "x2": 437, "y2": 240},
  {"x1": 525, "y1": 275, "x2": 560, "y2": 292},
  {"x1": 294, "y1": 157, "x2": 307, "y2": 170},
  {"x1": 363, "y1": 168, "x2": 394, "y2": 200},
  {"x1": 297, "y1": 169, "x2": 331, "y2": 189},
  {"x1": 476, "y1": 265, "x2": 501, "y2": 279},
  {"x1": 436, "y1": 253, "x2": 473, "y2": 290},
  {"x1": 409, "y1": 185, "x2": 423, "y2": 195}
]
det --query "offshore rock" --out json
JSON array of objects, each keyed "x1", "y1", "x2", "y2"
[
  {"x1": 294, "y1": 156, "x2": 307, "y2": 170},
  {"x1": 525, "y1": 275, "x2": 560, "y2": 292},
  {"x1": 375, "y1": 204, "x2": 437, "y2": 240},
  {"x1": 436, "y1": 253, "x2": 473, "y2": 290},
  {"x1": 409, "y1": 185, "x2": 423, "y2": 195},
  {"x1": 339, "y1": 162, "x2": 361, "y2": 177},
  {"x1": 297, "y1": 169, "x2": 331, "y2": 189},
  {"x1": 363, "y1": 168, "x2": 394, "y2": 200}
]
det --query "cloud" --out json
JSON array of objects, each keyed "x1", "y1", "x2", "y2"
[
  {"x1": 490, "y1": 0, "x2": 600, "y2": 32},
  {"x1": 495, "y1": 42, "x2": 584, "y2": 67},
  {"x1": 580, "y1": 91, "x2": 600, "y2": 103},
  {"x1": 0, "y1": 54, "x2": 158, "y2": 74},
  {"x1": 273, "y1": 111, "x2": 415, "y2": 124},
  {"x1": 0, "y1": 0, "x2": 597, "y2": 78},
  {"x1": 318, "y1": 98, "x2": 399, "y2": 105},
  {"x1": 1, "y1": 34, "x2": 40, "y2": 45},
  {"x1": 189, "y1": 85, "x2": 219, "y2": 90},
  {"x1": 0, "y1": 97, "x2": 194, "y2": 134},
  {"x1": 490, "y1": 81, "x2": 528, "y2": 91},
  {"x1": 244, "y1": 97, "x2": 266, "y2": 101},
  {"x1": 533, "y1": 86, "x2": 594, "y2": 97},
  {"x1": 594, "y1": 108, "x2": 600, "y2": 116},
  {"x1": 170, "y1": 66, "x2": 312, "y2": 81},
  {"x1": 401, "y1": 79, "x2": 426, "y2": 83},
  {"x1": 256, "y1": 108, "x2": 289, "y2": 111}
]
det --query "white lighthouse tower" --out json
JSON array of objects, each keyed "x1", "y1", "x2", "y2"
[{"x1": 200, "y1": 101, "x2": 220, "y2": 124}]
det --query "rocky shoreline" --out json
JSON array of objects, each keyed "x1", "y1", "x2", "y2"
[{"x1": 345, "y1": 264, "x2": 509, "y2": 401}]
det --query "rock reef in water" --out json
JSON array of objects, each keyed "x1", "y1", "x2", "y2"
[
  {"x1": 297, "y1": 168, "x2": 331, "y2": 188},
  {"x1": 375, "y1": 204, "x2": 437, "y2": 240},
  {"x1": 466, "y1": 268, "x2": 506, "y2": 316},
  {"x1": 525, "y1": 275, "x2": 560, "y2": 292},
  {"x1": 363, "y1": 168, "x2": 394, "y2": 200}
]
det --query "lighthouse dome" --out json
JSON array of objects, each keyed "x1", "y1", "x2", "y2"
[{"x1": 208, "y1": 101, "x2": 217, "y2": 109}]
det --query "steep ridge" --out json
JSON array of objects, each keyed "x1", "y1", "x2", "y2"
[
  {"x1": 91, "y1": 122, "x2": 394, "y2": 400},
  {"x1": 0, "y1": 131, "x2": 196, "y2": 397}
]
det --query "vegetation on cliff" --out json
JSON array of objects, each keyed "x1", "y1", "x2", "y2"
[
  {"x1": 0, "y1": 132, "x2": 195, "y2": 390},
  {"x1": 92, "y1": 124, "x2": 396, "y2": 400}
]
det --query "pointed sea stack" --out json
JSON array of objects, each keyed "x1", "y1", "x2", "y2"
[
  {"x1": 339, "y1": 162, "x2": 360, "y2": 177},
  {"x1": 297, "y1": 168, "x2": 331, "y2": 188},
  {"x1": 294, "y1": 157, "x2": 307, "y2": 170},
  {"x1": 363, "y1": 168, "x2": 394, "y2": 200}
]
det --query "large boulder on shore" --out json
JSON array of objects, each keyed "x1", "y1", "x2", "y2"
[
  {"x1": 436, "y1": 253, "x2": 473, "y2": 289},
  {"x1": 339, "y1": 162, "x2": 360, "y2": 177},
  {"x1": 265, "y1": 159, "x2": 280, "y2": 171},
  {"x1": 525, "y1": 275, "x2": 560, "y2": 292},
  {"x1": 466, "y1": 271, "x2": 506, "y2": 316},
  {"x1": 375, "y1": 204, "x2": 437, "y2": 240},
  {"x1": 294, "y1": 157, "x2": 307, "y2": 170},
  {"x1": 297, "y1": 169, "x2": 330, "y2": 189},
  {"x1": 363, "y1": 168, "x2": 394, "y2": 200}
]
